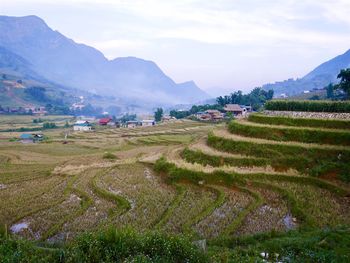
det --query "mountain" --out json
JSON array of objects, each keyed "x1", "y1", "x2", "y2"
[
  {"x1": 262, "y1": 49, "x2": 350, "y2": 96},
  {"x1": 0, "y1": 15, "x2": 210, "y2": 106},
  {"x1": 0, "y1": 45, "x2": 73, "y2": 107}
]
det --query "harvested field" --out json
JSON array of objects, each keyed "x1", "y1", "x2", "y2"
[{"x1": 0, "y1": 114, "x2": 349, "y2": 252}]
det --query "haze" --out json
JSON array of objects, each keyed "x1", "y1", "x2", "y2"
[{"x1": 1, "y1": 0, "x2": 350, "y2": 96}]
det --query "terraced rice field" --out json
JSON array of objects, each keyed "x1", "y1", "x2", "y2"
[{"x1": 0, "y1": 115, "x2": 349, "y2": 247}]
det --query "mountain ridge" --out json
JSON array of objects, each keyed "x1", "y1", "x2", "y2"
[
  {"x1": 0, "y1": 15, "x2": 210, "y2": 106},
  {"x1": 262, "y1": 49, "x2": 350, "y2": 96}
]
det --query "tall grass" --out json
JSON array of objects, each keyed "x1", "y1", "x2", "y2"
[
  {"x1": 249, "y1": 114, "x2": 350, "y2": 130},
  {"x1": 228, "y1": 121, "x2": 350, "y2": 146},
  {"x1": 0, "y1": 228, "x2": 208, "y2": 263},
  {"x1": 265, "y1": 100, "x2": 350, "y2": 112}
]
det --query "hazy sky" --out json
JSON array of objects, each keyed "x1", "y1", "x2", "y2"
[{"x1": 1, "y1": 0, "x2": 350, "y2": 95}]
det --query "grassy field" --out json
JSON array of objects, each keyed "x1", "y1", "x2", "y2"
[{"x1": 0, "y1": 115, "x2": 349, "y2": 262}]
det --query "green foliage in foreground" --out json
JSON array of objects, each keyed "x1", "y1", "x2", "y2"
[
  {"x1": 228, "y1": 121, "x2": 350, "y2": 146},
  {"x1": 265, "y1": 100, "x2": 350, "y2": 113},
  {"x1": 207, "y1": 133, "x2": 350, "y2": 182},
  {"x1": 248, "y1": 114, "x2": 350, "y2": 130},
  {"x1": 210, "y1": 226, "x2": 350, "y2": 263},
  {"x1": 0, "y1": 228, "x2": 208, "y2": 263},
  {"x1": 1, "y1": 226, "x2": 350, "y2": 263}
]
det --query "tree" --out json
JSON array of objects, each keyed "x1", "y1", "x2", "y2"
[
  {"x1": 154, "y1": 108, "x2": 163, "y2": 122},
  {"x1": 119, "y1": 113, "x2": 136, "y2": 123},
  {"x1": 216, "y1": 96, "x2": 225, "y2": 106},
  {"x1": 170, "y1": 110, "x2": 190, "y2": 119},
  {"x1": 216, "y1": 88, "x2": 273, "y2": 110},
  {"x1": 24, "y1": 87, "x2": 47, "y2": 102},
  {"x1": 326, "y1": 84, "x2": 334, "y2": 99},
  {"x1": 267, "y1": 89, "x2": 274, "y2": 100},
  {"x1": 335, "y1": 68, "x2": 350, "y2": 99}
]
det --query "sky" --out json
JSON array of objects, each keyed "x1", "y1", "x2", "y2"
[{"x1": 1, "y1": 0, "x2": 350, "y2": 96}]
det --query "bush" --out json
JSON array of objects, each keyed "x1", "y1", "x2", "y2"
[
  {"x1": 43, "y1": 122, "x2": 57, "y2": 129},
  {"x1": 228, "y1": 121, "x2": 350, "y2": 146},
  {"x1": 265, "y1": 100, "x2": 350, "y2": 113},
  {"x1": 248, "y1": 114, "x2": 350, "y2": 130}
]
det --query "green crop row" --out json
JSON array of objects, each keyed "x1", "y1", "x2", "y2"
[
  {"x1": 90, "y1": 170, "x2": 131, "y2": 213},
  {"x1": 182, "y1": 148, "x2": 306, "y2": 175},
  {"x1": 250, "y1": 181, "x2": 314, "y2": 227},
  {"x1": 221, "y1": 187, "x2": 263, "y2": 237},
  {"x1": 181, "y1": 148, "x2": 269, "y2": 168},
  {"x1": 154, "y1": 184, "x2": 186, "y2": 229},
  {"x1": 264, "y1": 100, "x2": 350, "y2": 112},
  {"x1": 183, "y1": 186, "x2": 226, "y2": 237},
  {"x1": 207, "y1": 133, "x2": 350, "y2": 182},
  {"x1": 228, "y1": 121, "x2": 350, "y2": 146},
  {"x1": 154, "y1": 158, "x2": 349, "y2": 197},
  {"x1": 248, "y1": 114, "x2": 350, "y2": 130},
  {"x1": 40, "y1": 187, "x2": 93, "y2": 241}
]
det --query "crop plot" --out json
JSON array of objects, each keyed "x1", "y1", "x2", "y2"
[{"x1": 0, "y1": 116, "x2": 349, "y2": 246}]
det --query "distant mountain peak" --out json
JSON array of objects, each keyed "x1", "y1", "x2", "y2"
[{"x1": 0, "y1": 15, "x2": 210, "y2": 106}]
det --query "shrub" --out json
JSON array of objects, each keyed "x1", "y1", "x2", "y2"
[
  {"x1": 265, "y1": 100, "x2": 350, "y2": 112},
  {"x1": 43, "y1": 122, "x2": 57, "y2": 129}
]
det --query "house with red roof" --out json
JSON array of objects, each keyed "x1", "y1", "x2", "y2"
[{"x1": 99, "y1": 117, "x2": 112, "y2": 126}]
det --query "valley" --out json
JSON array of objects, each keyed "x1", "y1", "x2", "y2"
[{"x1": 0, "y1": 114, "x2": 349, "y2": 261}]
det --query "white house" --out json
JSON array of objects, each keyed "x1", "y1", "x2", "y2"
[
  {"x1": 73, "y1": 120, "x2": 92, "y2": 131},
  {"x1": 126, "y1": 121, "x2": 139, "y2": 128},
  {"x1": 142, "y1": 120, "x2": 155, "y2": 127}
]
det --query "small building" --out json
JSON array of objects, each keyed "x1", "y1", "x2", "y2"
[
  {"x1": 280, "y1": 93, "x2": 288, "y2": 98},
  {"x1": 162, "y1": 115, "x2": 175, "y2": 122},
  {"x1": 142, "y1": 120, "x2": 155, "y2": 127},
  {"x1": 99, "y1": 117, "x2": 113, "y2": 126},
  {"x1": 20, "y1": 134, "x2": 34, "y2": 143},
  {"x1": 20, "y1": 133, "x2": 43, "y2": 143},
  {"x1": 70, "y1": 102, "x2": 85, "y2": 110},
  {"x1": 205, "y1": 110, "x2": 224, "y2": 121},
  {"x1": 33, "y1": 107, "x2": 47, "y2": 116},
  {"x1": 224, "y1": 104, "x2": 244, "y2": 116},
  {"x1": 126, "y1": 121, "x2": 139, "y2": 128},
  {"x1": 240, "y1": 105, "x2": 252, "y2": 112},
  {"x1": 195, "y1": 111, "x2": 206, "y2": 119},
  {"x1": 73, "y1": 121, "x2": 92, "y2": 131},
  {"x1": 196, "y1": 112, "x2": 211, "y2": 121}
]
